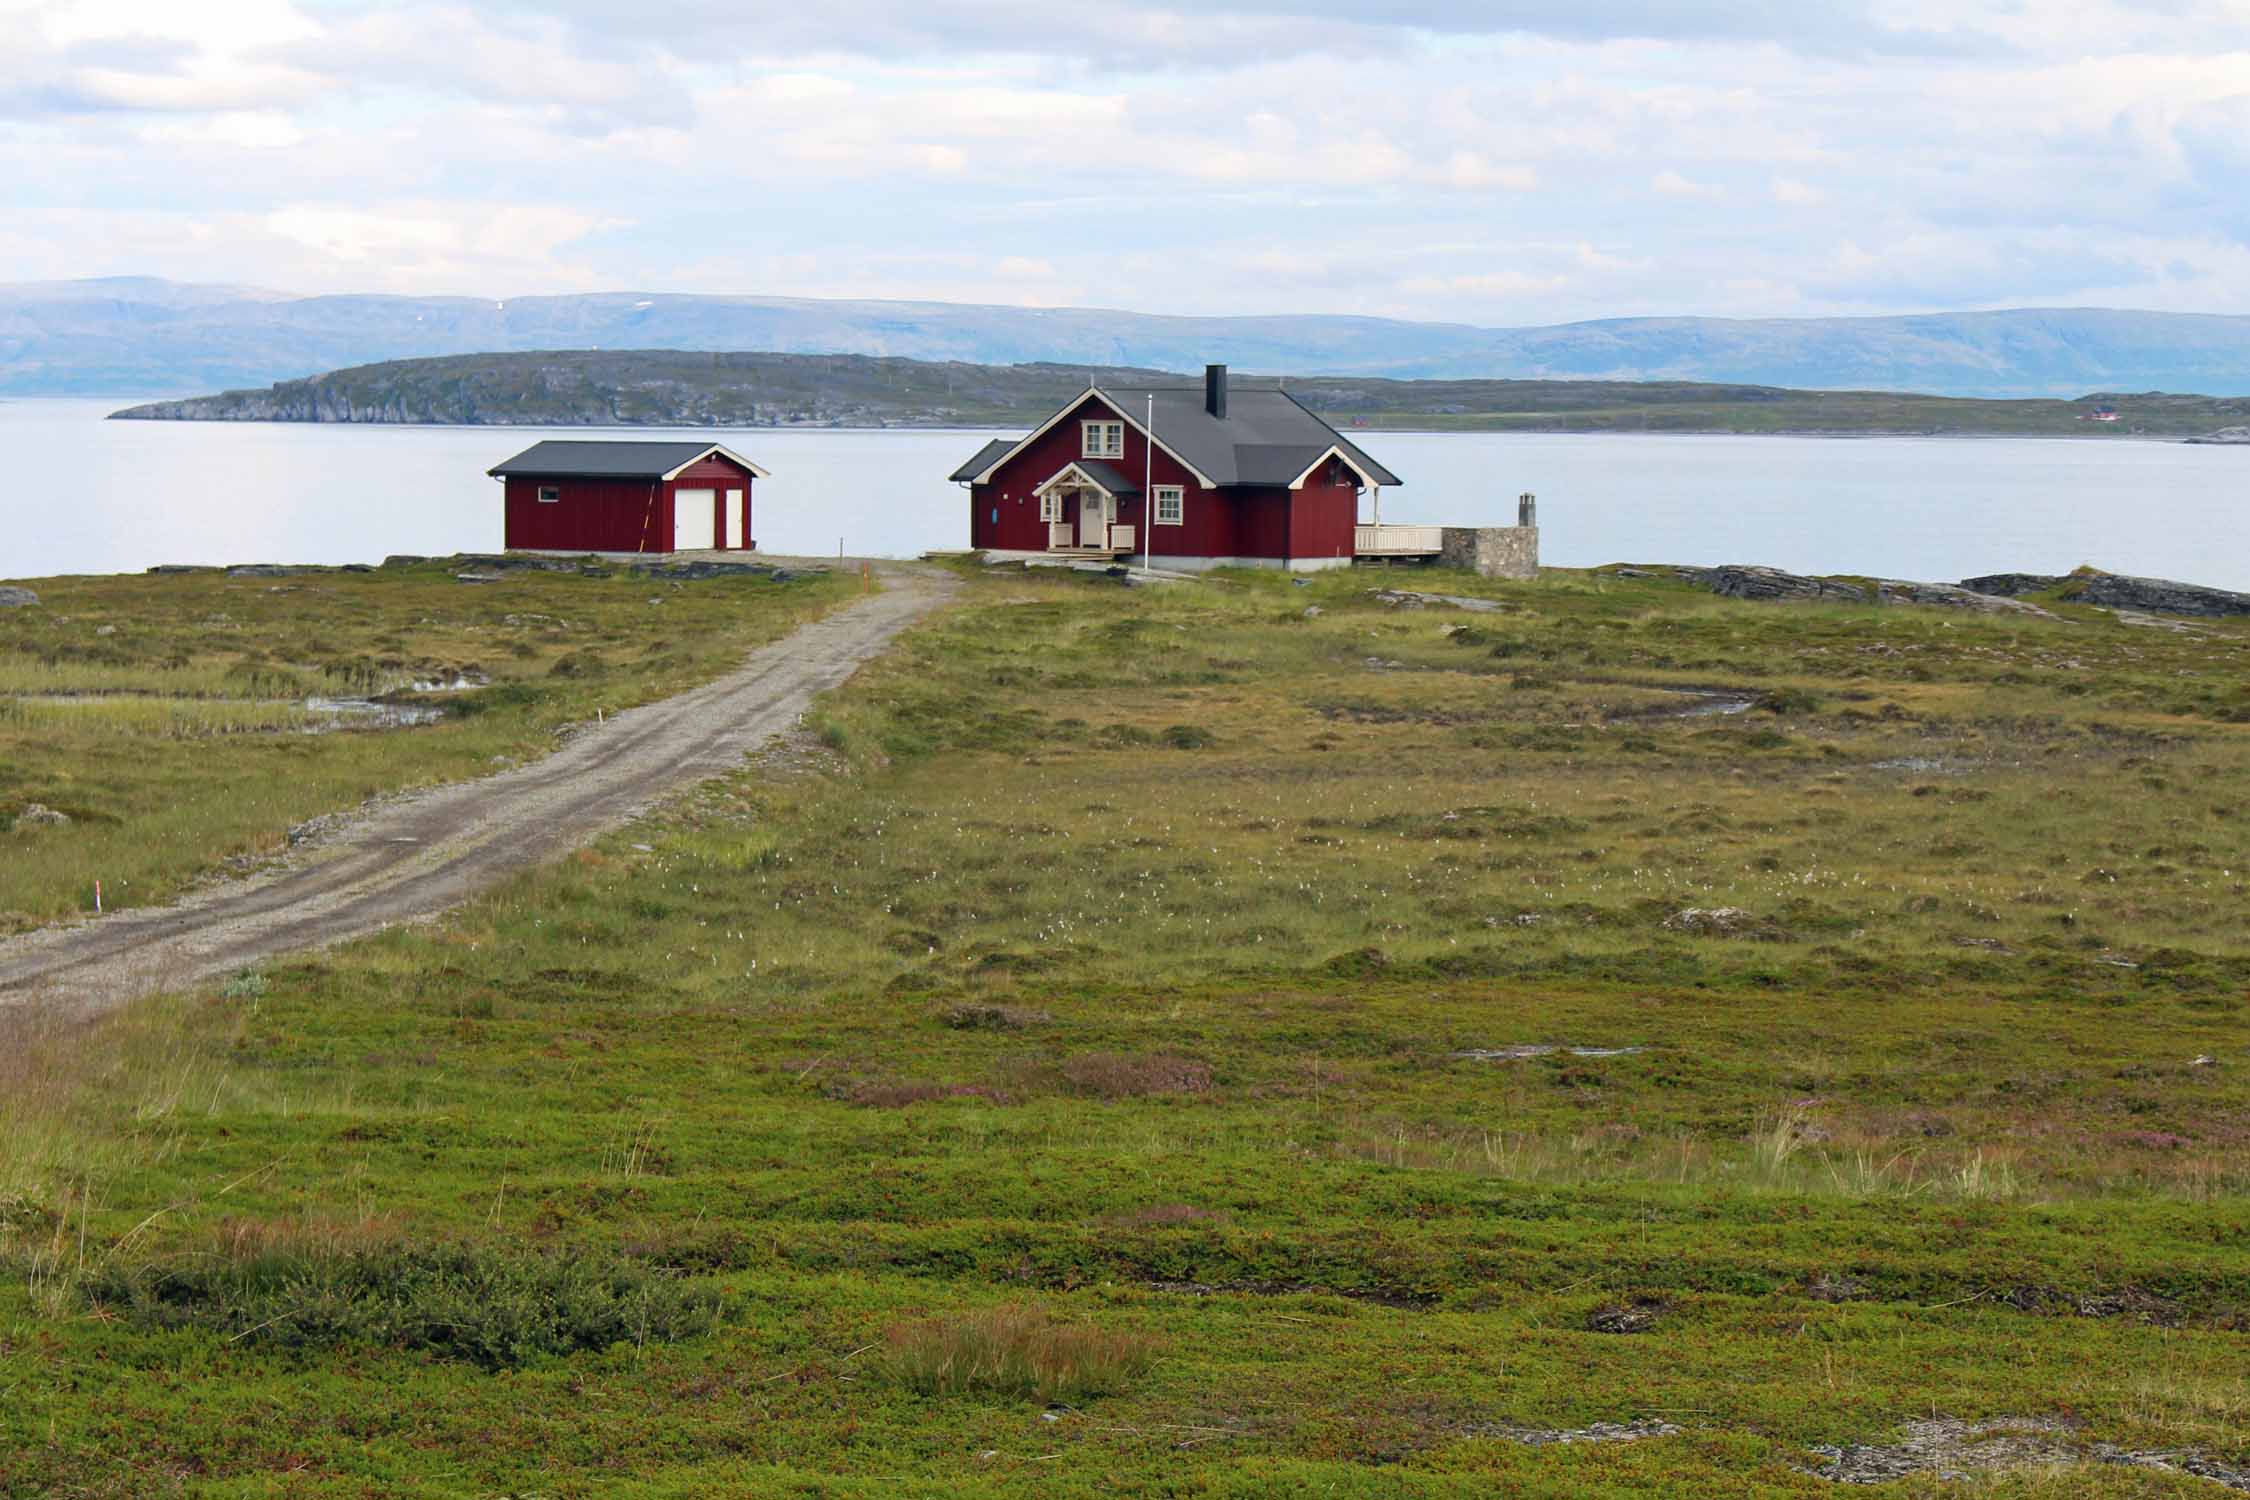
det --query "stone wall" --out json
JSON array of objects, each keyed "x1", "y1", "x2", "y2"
[{"x1": 1439, "y1": 526, "x2": 1539, "y2": 580}]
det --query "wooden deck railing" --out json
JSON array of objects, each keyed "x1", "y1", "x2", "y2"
[
  {"x1": 1355, "y1": 524, "x2": 1444, "y2": 556},
  {"x1": 1108, "y1": 524, "x2": 1136, "y2": 551}
]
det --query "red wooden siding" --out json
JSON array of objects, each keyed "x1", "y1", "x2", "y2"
[
  {"x1": 970, "y1": 395, "x2": 1202, "y2": 554},
  {"x1": 1288, "y1": 466, "x2": 1359, "y2": 564},
  {"x1": 502, "y1": 453, "x2": 757, "y2": 552},
  {"x1": 504, "y1": 476, "x2": 666, "y2": 551}
]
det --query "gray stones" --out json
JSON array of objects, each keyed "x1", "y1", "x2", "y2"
[
  {"x1": 1369, "y1": 589, "x2": 1504, "y2": 612},
  {"x1": 1663, "y1": 906, "x2": 1759, "y2": 936},
  {"x1": 15, "y1": 803, "x2": 70, "y2": 828},
  {"x1": 1872, "y1": 580, "x2": 2055, "y2": 616},
  {"x1": 1961, "y1": 569, "x2": 2250, "y2": 618},
  {"x1": 1667, "y1": 564, "x2": 2058, "y2": 616},
  {"x1": 1473, "y1": 1419, "x2": 1680, "y2": 1446},
  {"x1": 1699, "y1": 565, "x2": 1871, "y2": 603},
  {"x1": 629, "y1": 559, "x2": 781, "y2": 581},
  {"x1": 0, "y1": 586, "x2": 38, "y2": 608}
]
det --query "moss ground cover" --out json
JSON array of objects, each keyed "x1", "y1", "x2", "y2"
[
  {"x1": 3, "y1": 562, "x2": 2246, "y2": 1496},
  {"x1": 0, "y1": 562, "x2": 847, "y2": 926}
]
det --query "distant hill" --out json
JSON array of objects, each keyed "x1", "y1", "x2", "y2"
[
  {"x1": 107, "y1": 348, "x2": 2250, "y2": 437},
  {"x1": 13, "y1": 276, "x2": 2250, "y2": 398}
]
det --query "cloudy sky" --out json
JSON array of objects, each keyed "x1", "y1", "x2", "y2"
[{"x1": 7, "y1": 0, "x2": 2250, "y2": 323}]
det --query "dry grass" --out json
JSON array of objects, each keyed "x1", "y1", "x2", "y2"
[
  {"x1": 875, "y1": 1302, "x2": 1160, "y2": 1401},
  {"x1": 1054, "y1": 1052, "x2": 1214, "y2": 1099}
]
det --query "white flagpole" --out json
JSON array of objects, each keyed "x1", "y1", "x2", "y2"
[{"x1": 1143, "y1": 393, "x2": 1154, "y2": 576}]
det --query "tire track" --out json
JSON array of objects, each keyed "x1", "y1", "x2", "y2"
[{"x1": 0, "y1": 565, "x2": 953, "y2": 1023}]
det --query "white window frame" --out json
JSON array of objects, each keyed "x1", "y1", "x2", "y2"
[
  {"x1": 1039, "y1": 491, "x2": 1064, "y2": 523},
  {"x1": 1153, "y1": 485, "x2": 1184, "y2": 525},
  {"x1": 536, "y1": 485, "x2": 561, "y2": 503},
  {"x1": 1081, "y1": 420, "x2": 1124, "y2": 460}
]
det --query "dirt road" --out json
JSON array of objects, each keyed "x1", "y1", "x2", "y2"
[{"x1": 0, "y1": 564, "x2": 952, "y2": 1024}]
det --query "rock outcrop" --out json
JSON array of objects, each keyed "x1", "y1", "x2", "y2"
[
  {"x1": 0, "y1": 587, "x2": 38, "y2": 608},
  {"x1": 1873, "y1": 580, "x2": 2055, "y2": 616},
  {"x1": 1677, "y1": 565, "x2": 1870, "y2": 602},
  {"x1": 1961, "y1": 570, "x2": 2250, "y2": 618},
  {"x1": 1669, "y1": 566, "x2": 2053, "y2": 616}
]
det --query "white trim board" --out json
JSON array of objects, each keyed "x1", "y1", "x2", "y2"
[
  {"x1": 659, "y1": 444, "x2": 772, "y2": 482},
  {"x1": 1286, "y1": 444, "x2": 1380, "y2": 491}
]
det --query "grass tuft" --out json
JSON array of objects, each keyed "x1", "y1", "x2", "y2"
[{"x1": 874, "y1": 1302, "x2": 1159, "y2": 1402}]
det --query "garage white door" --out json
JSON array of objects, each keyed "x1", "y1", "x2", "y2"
[
  {"x1": 723, "y1": 489, "x2": 743, "y2": 549},
  {"x1": 672, "y1": 489, "x2": 716, "y2": 551}
]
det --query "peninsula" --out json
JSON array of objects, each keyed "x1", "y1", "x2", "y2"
[{"x1": 108, "y1": 348, "x2": 2250, "y2": 437}]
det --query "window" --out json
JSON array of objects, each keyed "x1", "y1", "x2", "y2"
[
  {"x1": 1081, "y1": 421, "x2": 1124, "y2": 459},
  {"x1": 536, "y1": 485, "x2": 561, "y2": 503},
  {"x1": 1039, "y1": 490, "x2": 1064, "y2": 523},
  {"x1": 1154, "y1": 485, "x2": 1184, "y2": 525}
]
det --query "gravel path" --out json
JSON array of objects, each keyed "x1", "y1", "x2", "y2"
[{"x1": 0, "y1": 564, "x2": 953, "y2": 1024}]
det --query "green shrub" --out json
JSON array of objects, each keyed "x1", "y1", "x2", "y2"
[{"x1": 77, "y1": 1245, "x2": 722, "y2": 1370}]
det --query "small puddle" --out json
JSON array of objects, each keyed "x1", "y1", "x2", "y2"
[
  {"x1": 303, "y1": 697, "x2": 447, "y2": 731},
  {"x1": 9, "y1": 693, "x2": 446, "y2": 734},
  {"x1": 1668, "y1": 690, "x2": 1755, "y2": 717}
]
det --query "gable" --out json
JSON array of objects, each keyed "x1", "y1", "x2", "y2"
[{"x1": 971, "y1": 391, "x2": 1221, "y2": 489}]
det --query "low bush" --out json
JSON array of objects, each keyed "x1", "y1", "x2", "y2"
[
  {"x1": 76, "y1": 1241, "x2": 722, "y2": 1370},
  {"x1": 875, "y1": 1302, "x2": 1159, "y2": 1401}
]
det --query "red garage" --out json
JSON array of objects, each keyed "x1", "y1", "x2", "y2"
[{"x1": 488, "y1": 440, "x2": 768, "y2": 554}]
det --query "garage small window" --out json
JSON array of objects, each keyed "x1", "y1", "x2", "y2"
[{"x1": 537, "y1": 485, "x2": 561, "y2": 503}]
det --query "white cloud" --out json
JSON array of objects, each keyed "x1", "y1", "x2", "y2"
[
  {"x1": 1651, "y1": 169, "x2": 1722, "y2": 198},
  {"x1": 5, "y1": 0, "x2": 2250, "y2": 321}
]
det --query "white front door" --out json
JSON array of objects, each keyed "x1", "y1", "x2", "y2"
[
  {"x1": 673, "y1": 488, "x2": 716, "y2": 551},
  {"x1": 723, "y1": 489, "x2": 743, "y2": 549},
  {"x1": 1079, "y1": 490, "x2": 1107, "y2": 547}
]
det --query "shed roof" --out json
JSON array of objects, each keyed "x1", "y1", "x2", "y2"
[
  {"x1": 487, "y1": 440, "x2": 769, "y2": 480},
  {"x1": 952, "y1": 386, "x2": 1401, "y2": 491},
  {"x1": 948, "y1": 438, "x2": 1016, "y2": 484}
]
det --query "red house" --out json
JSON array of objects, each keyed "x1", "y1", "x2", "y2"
[
  {"x1": 949, "y1": 365, "x2": 1402, "y2": 572},
  {"x1": 488, "y1": 441, "x2": 768, "y2": 553}
]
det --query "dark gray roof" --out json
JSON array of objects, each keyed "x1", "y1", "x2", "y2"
[
  {"x1": 488, "y1": 440, "x2": 743, "y2": 479},
  {"x1": 948, "y1": 438, "x2": 1016, "y2": 483},
  {"x1": 1110, "y1": 386, "x2": 1402, "y2": 489},
  {"x1": 1055, "y1": 459, "x2": 1142, "y2": 497}
]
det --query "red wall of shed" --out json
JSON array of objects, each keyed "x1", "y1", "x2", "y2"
[
  {"x1": 502, "y1": 453, "x2": 758, "y2": 553},
  {"x1": 503, "y1": 476, "x2": 667, "y2": 552}
]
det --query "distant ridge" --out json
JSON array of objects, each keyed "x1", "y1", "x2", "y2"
[
  {"x1": 108, "y1": 348, "x2": 2250, "y2": 438},
  {"x1": 11, "y1": 277, "x2": 2250, "y2": 398}
]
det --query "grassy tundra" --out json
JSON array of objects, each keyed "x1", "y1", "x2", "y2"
[
  {"x1": 4, "y1": 561, "x2": 2249, "y2": 1496},
  {"x1": 0, "y1": 561, "x2": 847, "y2": 927}
]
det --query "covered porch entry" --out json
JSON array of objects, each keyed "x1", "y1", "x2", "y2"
[{"x1": 1034, "y1": 462, "x2": 1140, "y2": 556}]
